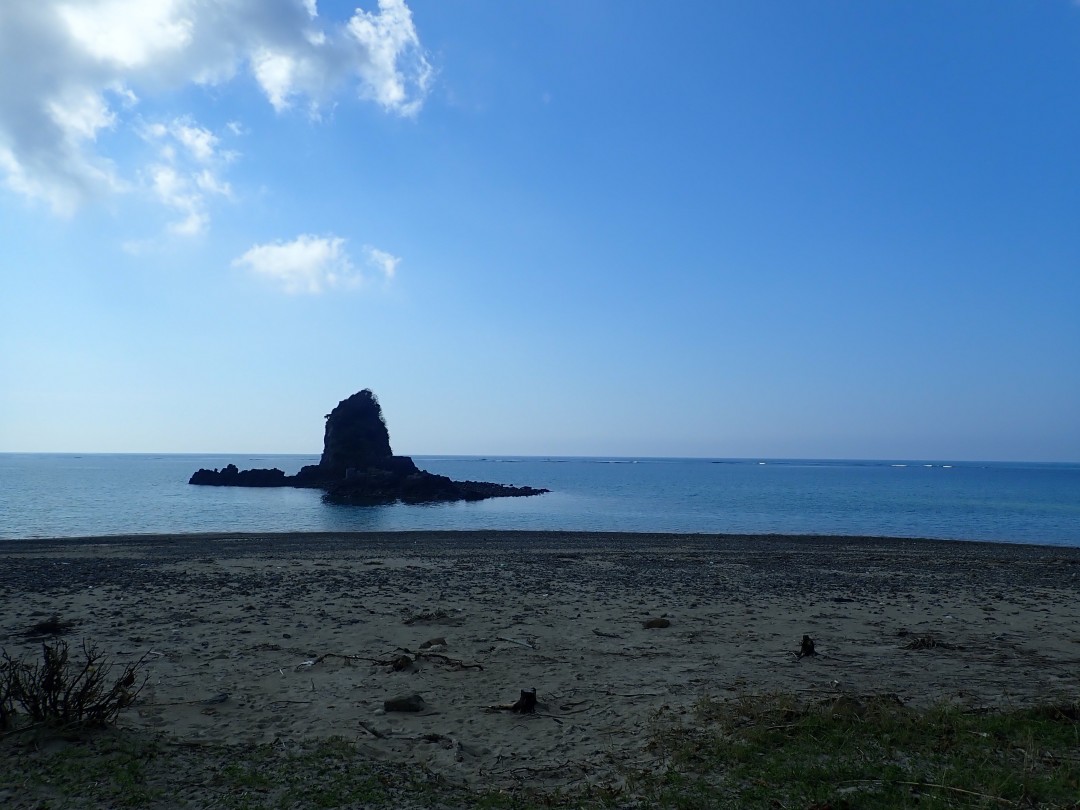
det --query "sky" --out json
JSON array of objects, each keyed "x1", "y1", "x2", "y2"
[{"x1": 1, "y1": 1, "x2": 1079, "y2": 462}]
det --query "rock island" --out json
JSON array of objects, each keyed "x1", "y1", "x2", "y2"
[{"x1": 189, "y1": 389, "x2": 548, "y2": 505}]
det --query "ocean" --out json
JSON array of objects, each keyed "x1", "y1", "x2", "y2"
[{"x1": 1, "y1": 454, "x2": 1078, "y2": 546}]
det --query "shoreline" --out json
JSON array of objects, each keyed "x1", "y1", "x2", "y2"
[
  {"x1": 3, "y1": 531, "x2": 1079, "y2": 792},
  {"x1": 4, "y1": 528, "x2": 1080, "y2": 553}
]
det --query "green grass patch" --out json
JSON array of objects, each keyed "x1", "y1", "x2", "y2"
[
  {"x1": 639, "y1": 693, "x2": 1080, "y2": 808},
  {"x1": 2, "y1": 731, "x2": 163, "y2": 808},
  {"x1": 2, "y1": 695, "x2": 1077, "y2": 808}
]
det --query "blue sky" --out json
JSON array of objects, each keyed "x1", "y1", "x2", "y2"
[{"x1": 1, "y1": 0, "x2": 1078, "y2": 461}]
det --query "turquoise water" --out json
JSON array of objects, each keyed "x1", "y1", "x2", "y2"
[{"x1": 1, "y1": 454, "x2": 1078, "y2": 545}]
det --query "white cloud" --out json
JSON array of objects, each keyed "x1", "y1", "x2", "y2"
[
  {"x1": 235, "y1": 235, "x2": 400, "y2": 294},
  {"x1": 364, "y1": 245, "x2": 401, "y2": 281},
  {"x1": 58, "y1": 0, "x2": 195, "y2": 70},
  {"x1": 349, "y1": 0, "x2": 433, "y2": 116},
  {"x1": 234, "y1": 235, "x2": 357, "y2": 294},
  {"x1": 252, "y1": 49, "x2": 299, "y2": 113},
  {"x1": 173, "y1": 122, "x2": 218, "y2": 163},
  {"x1": 0, "y1": 0, "x2": 431, "y2": 223},
  {"x1": 140, "y1": 118, "x2": 233, "y2": 236},
  {"x1": 46, "y1": 89, "x2": 116, "y2": 142}
]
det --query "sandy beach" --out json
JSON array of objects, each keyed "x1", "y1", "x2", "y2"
[{"x1": 3, "y1": 532, "x2": 1080, "y2": 794}]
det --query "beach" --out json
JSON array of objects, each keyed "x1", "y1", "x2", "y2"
[{"x1": 3, "y1": 532, "x2": 1080, "y2": 802}]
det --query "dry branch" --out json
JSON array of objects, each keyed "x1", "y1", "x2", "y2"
[{"x1": 1, "y1": 640, "x2": 148, "y2": 729}]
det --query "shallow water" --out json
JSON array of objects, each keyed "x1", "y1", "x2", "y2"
[{"x1": 1, "y1": 454, "x2": 1078, "y2": 545}]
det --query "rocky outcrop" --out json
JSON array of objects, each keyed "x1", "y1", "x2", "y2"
[
  {"x1": 188, "y1": 464, "x2": 287, "y2": 487},
  {"x1": 189, "y1": 389, "x2": 548, "y2": 505},
  {"x1": 320, "y1": 389, "x2": 393, "y2": 474},
  {"x1": 322, "y1": 469, "x2": 547, "y2": 505}
]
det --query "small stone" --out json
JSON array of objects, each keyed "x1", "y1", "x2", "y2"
[
  {"x1": 384, "y1": 693, "x2": 426, "y2": 713},
  {"x1": 644, "y1": 618, "x2": 671, "y2": 629}
]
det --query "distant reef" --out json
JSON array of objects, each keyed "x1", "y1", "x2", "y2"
[{"x1": 189, "y1": 389, "x2": 549, "y2": 505}]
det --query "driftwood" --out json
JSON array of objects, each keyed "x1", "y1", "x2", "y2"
[
  {"x1": 302, "y1": 649, "x2": 483, "y2": 672},
  {"x1": 419, "y1": 652, "x2": 484, "y2": 671},
  {"x1": 497, "y1": 636, "x2": 536, "y2": 649},
  {"x1": 591, "y1": 629, "x2": 623, "y2": 639},
  {"x1": 902, "y1": 634, "x2": 959, "y2": 651},
  {"x1": 488, "y1": 688, "x2": 538, "y2": 714},
  {"x1": 403, "y1": 609, "x2": 464, "y2": 626},
  {"x1": 512, "y1": 688, "x2": 537, "y2": 713},
  {"x1": 484, "y1": 691, "x2": 591, "y2": 725},
  {"x1": 357, "y1": 720, "x2": 385, "y2": 738}
]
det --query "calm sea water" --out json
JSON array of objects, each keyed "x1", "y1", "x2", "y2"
[{"x1": 1, "y1": 454, "x2": 1078, "y2": 546}]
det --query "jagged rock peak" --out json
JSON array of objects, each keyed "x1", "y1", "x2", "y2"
[
  {"x1": 319, "y1": 389, "x2": 394, "y2": 475},
  {"x1": 189, "y1": 388, "x2": 550, "y2": 503}
]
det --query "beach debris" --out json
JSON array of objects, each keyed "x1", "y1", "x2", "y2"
[
  {"x1": 643, "y1": 618, "x2": 671, "y2": 629},
  {"x1": 384, "y1": 693, "x2": 426, "y2": 713},
  {"x1": 418, "y1": 652, "x2": 483, "y2": 671},
  {"x1": 21, "y1": 615, "x2": 74, "y2": 639},
  {"x1": 306, "y1": 649, "x2": 482, "y2": 672},
  {"x1": 488, "y1": 689, "x2": 538, "y2": 714},
  {"x1": 904, "y1": 634, "x2": 937, "y2": 650},
  {"x1": 512, "y1": 688, "x2": 537, "y2": 714},
  {"x1": 404, "y1": 609, "x2": 464, "y2": 626},
  {"x1": 592, "y1": 629, "x2": 623, "y2": 639},
  {"x1": 357, "y1": 720, "x2": 386, "y2": 738},
  {"x1": 902, "y1": 634, "x2": 959, "y2": 651},
  {"x1": 797, "y1": 635, "x2": 816, "y2": 658},
  {"x1": 497, "y1": 636, "x2": 536, "y2": 649}
]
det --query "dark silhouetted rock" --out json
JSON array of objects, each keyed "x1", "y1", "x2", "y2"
[
  {"x1": 189, "y1": 389, "x2": 549, "y2": 505},
  {"x1": 319, "y1": 389, "x2": 393, "y2": 476},
  {"x1": 188, "y1": 464, "x2": 288, "y2": 487},
  {"x1": 323, "y1": 468, "x2": 546, "y2": 505}
]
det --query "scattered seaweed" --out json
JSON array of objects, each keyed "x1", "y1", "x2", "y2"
[{"x1": 903, "y1": 633, "x2": 960, "y2": 651}]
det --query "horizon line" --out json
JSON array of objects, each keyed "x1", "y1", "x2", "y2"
[{"x1": 0, "y1": 451, "x2": 1076, "y2": 466}]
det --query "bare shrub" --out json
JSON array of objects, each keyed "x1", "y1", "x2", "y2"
[
  {"x1": 1, "y1": 640, "x2": 148, "y2": 729},
  {"x1": 0, "y1": 656, "x2": 16, "y2": 730}
]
